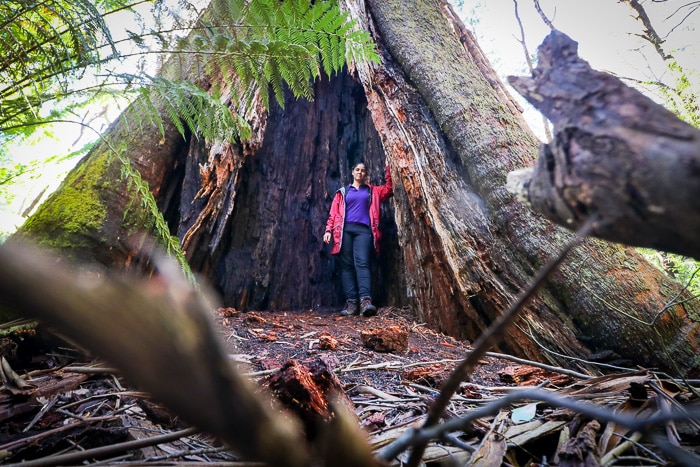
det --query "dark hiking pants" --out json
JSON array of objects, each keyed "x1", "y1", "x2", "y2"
[{"x1": 340, "y1": 222, "x2": 372, "y2": 301}]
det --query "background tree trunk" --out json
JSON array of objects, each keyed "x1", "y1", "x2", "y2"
[
  {"x1": 8, "y1": 0, "x2": 699, "y2": 377},
  {"x1": 13, "y1": 100, "x2": 190, "y2": 269},
  {"x1": 176, "y1": 72, "x2": 404, "y2": 311}
]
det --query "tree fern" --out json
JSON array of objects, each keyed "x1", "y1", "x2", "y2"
[
  {"x1": 192, "y1": 0, "x2": 379, "y2": 110},
  {"x1": 0, "y1": 0, "x2": 116, "y2": 133}
]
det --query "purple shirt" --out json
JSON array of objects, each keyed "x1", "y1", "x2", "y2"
[{"x1": 345, "y1": 185, "x2": 371, "y2": 226}]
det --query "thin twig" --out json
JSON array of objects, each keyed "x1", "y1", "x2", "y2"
[
  {"x1": 23, "y1": 396, "x2": 59, "y2": 432},
  {"x1": 355, "y1": 385, "x2": 404, "y2": 401},
  {"x1": 650, "y1": 432, "x2": 700, "y2": 466},
  {"x1": 402, "y1": 217, "x2": 599, "y2": 466},
  {"x1": 62, "y1": 365, "x2": 120, "y2": 375},
  {"x1": 648, "y1": 381, "x2": 700, "y2": 431},
  {"x1": 378, "y1": 387, "x2": 700, "y2": 462},
  {"x1": 3, "y1": 427, "x2": 199, "y2": 467},
  {"x1": 0, "y1": 416, "x2": 120, "y2": 452},
  {"x1": 600, "y1": 431, "x2": 643, "y2": 465},
  {"x1": 517, "y1": 322, "x2": 637, "y2": 373},
  {"x1": 533, "y1": 0, "x2": 556, "y2": 30},
  {"x1": 513, "y1": 0, "x2": 551, "y2": 140}
]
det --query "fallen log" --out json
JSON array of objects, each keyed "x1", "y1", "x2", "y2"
[{"x1": 507, "y1": 30, "x2": 700, "y2": 259}]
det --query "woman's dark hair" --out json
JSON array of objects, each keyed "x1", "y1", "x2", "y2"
[{"x1": 351, "y1": 162, "x2": 366, "y2": 171}]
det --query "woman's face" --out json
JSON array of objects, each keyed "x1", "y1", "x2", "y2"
[{"x1": 352, "y1": 164, "x2": 367, "y2": 183}]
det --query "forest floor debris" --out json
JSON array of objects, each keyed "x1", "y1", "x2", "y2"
[{"x1": 0, "y1": 306, "x2": 698, "y2": 465}]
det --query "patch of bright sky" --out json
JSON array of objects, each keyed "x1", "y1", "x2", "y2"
[{"x1": 454, "y1": 0, "x2": 699, "y2": 139}]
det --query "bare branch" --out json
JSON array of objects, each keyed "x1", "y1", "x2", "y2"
[
  {"x1": 508, "y1": 31, "x2": 700, "y2": 259},
  {"x1": 620, "y1": 0, "x2": 673, "y2": 60},
  {"x1": 532, "y1": 0, "x2": 556, "y2": 30},
  {"x1": 379, "y1": 387, "x2": 700, "y2": 462},
  {"x1": 403, "y1": 216, "x2": 598, "y2": 466},
  {"x1": 0, "y1": 241, "x2": 311, "y2": 467},
  {"x1": 514, "y1": 0, "x2": 552, "y2": 141}
]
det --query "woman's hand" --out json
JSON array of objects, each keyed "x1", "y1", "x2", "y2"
[{"x1": 323, "y1": 232, "x2": 332, "y2": 244}]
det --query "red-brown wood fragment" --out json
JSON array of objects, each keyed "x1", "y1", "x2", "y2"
[
  {"x1": 360, "y1": 326, "x2": 408, "y2": 353},
  {"x1": 402, "y1": 364, "x2": 452, "y2": 387},
  {"x1": 499, "y1": 364, "x2": 572, "y2": 386},
  {"x1": 318, "y1": 332, "x2": 338, "y2": 350},
  {"x1": 267, "y1": 359, "x2": 355, "y2": 440}
]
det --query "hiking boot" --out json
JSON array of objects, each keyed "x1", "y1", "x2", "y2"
[
  {"x1": 339, "y1": 299, "x2": 359, "y2": 316},
  {"x1": 360, "y1": 297, "x2": 377, "y2": 317}
]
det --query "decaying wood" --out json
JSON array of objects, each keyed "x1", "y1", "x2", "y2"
[
  {"x1": 402, "y1": 364, "x2": 453, "y2": 387},
  {"x1": 267, "y1": 359, "x2": 354, "y2": 440},
  {"x1": 2, "y1": 292, "x2": 698, "y2": 465},
  {"x1": 557, "y1": 420, "x2": 601, "y2": 467},
  {"x1": 507, "y1": 30, "x2": 700, "y2": 259},
  {"x1": 0, "y1": 368, "x2": 88, "y2": 423},
  {"x1": 317, "y1": 332, "x2": 338, "y2": 350},
  {"x1": 498, "y1": 363, "x2": 572, "y2": 386},
  {"x1": 344, "y1": 0, "x2": 700, "y2": 378}
]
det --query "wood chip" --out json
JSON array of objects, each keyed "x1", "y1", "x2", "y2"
[{"x1": 360, "y1": 326, "x2": 408, "y2": 353}]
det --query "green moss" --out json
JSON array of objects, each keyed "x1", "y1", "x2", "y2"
[{"x1": 20, "y1": 151, "x2": 111, "y2": 251}]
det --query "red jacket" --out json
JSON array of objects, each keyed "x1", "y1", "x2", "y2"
[{"x1": 325, "y1": 166, "x2": 393, "y2": 255}]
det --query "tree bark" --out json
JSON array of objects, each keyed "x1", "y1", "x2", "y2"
[
  {"x1": 177, "y1": 72, "x2": 403, "y2": 311},
  {"x1": 507, "y1": 30, "x2": 700, "y2": 259},
  {"x1": 344, "y1": 0, "x2": 699, "y2": 376},
  {"x1": 6, "y1": 0, "x2": 699, "y2": 377}
]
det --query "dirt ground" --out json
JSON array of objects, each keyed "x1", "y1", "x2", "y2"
[
  {"x1": 0, "y1": 305, "x2": 698, "y2": 465},
  {"x1": 215, "y1": 305, "x2": 517, "y2": 389}
]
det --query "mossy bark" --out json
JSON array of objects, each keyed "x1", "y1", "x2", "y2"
[
  {"x1": 345, "y1": 0, "x2": 699, "y2": 376},
  {"x1": 12, "y1": 104, "x2": 188, "y2": 268}
]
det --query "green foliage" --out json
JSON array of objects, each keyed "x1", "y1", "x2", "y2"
[
  {"x1": 118, "y1": 150, "x2": 194, "y2": 282},
  {"x1": 0, "y1": 0, "x2": 117, "y2": 135},
  {"x1": 189, "y1": 0, "x2": 379, "y2": 110},
  {"x1": 656, "y1": 60, "x2": 700, "y2": 128},
  {"x1": 19, "y1": 149, "x2": 110, "y2": 250},
  {"x1": 1, "y1": 0, "x2": 378, "y2": 278},
  {"x1": 135, "y1": 77, "x2": 252, "y2": 142},
  {"x1": 1, "y1": 0, "x2": 379, "y2": 145},
  {"x1": 640, "y1": 249, "x2": 700, "y2": 297},
  {"x1": 638, "y1": 60, "x2": 700, "y2": 296}
]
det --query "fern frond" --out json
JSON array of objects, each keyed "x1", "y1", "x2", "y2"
[
  {"x1": 0, "y1": 0, "x2": 118, "y2": 134},
  {"x1": 117, "y1": 151, "x2": 194, "y2": 283},
  {"x1": 140, "y1": 77, "x2": 250, "y2": 143},
  {"x1": 194, "y1": 0, "x2": 378, "y2": 111}
]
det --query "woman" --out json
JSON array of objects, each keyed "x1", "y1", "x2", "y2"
[{"x1": 323, "y1": 162, "x2": 393, "y2": 316}]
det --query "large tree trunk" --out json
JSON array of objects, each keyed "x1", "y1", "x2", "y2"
[
  {"x1": 7, "y1": 0, "x2": 699, "y2": 377},
  {"x1": 177, "y1": 72, "x2": 403, "y2": 311},
  {"x1": 343, "y1": 0, "x2": 698, "y2": 377}
]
